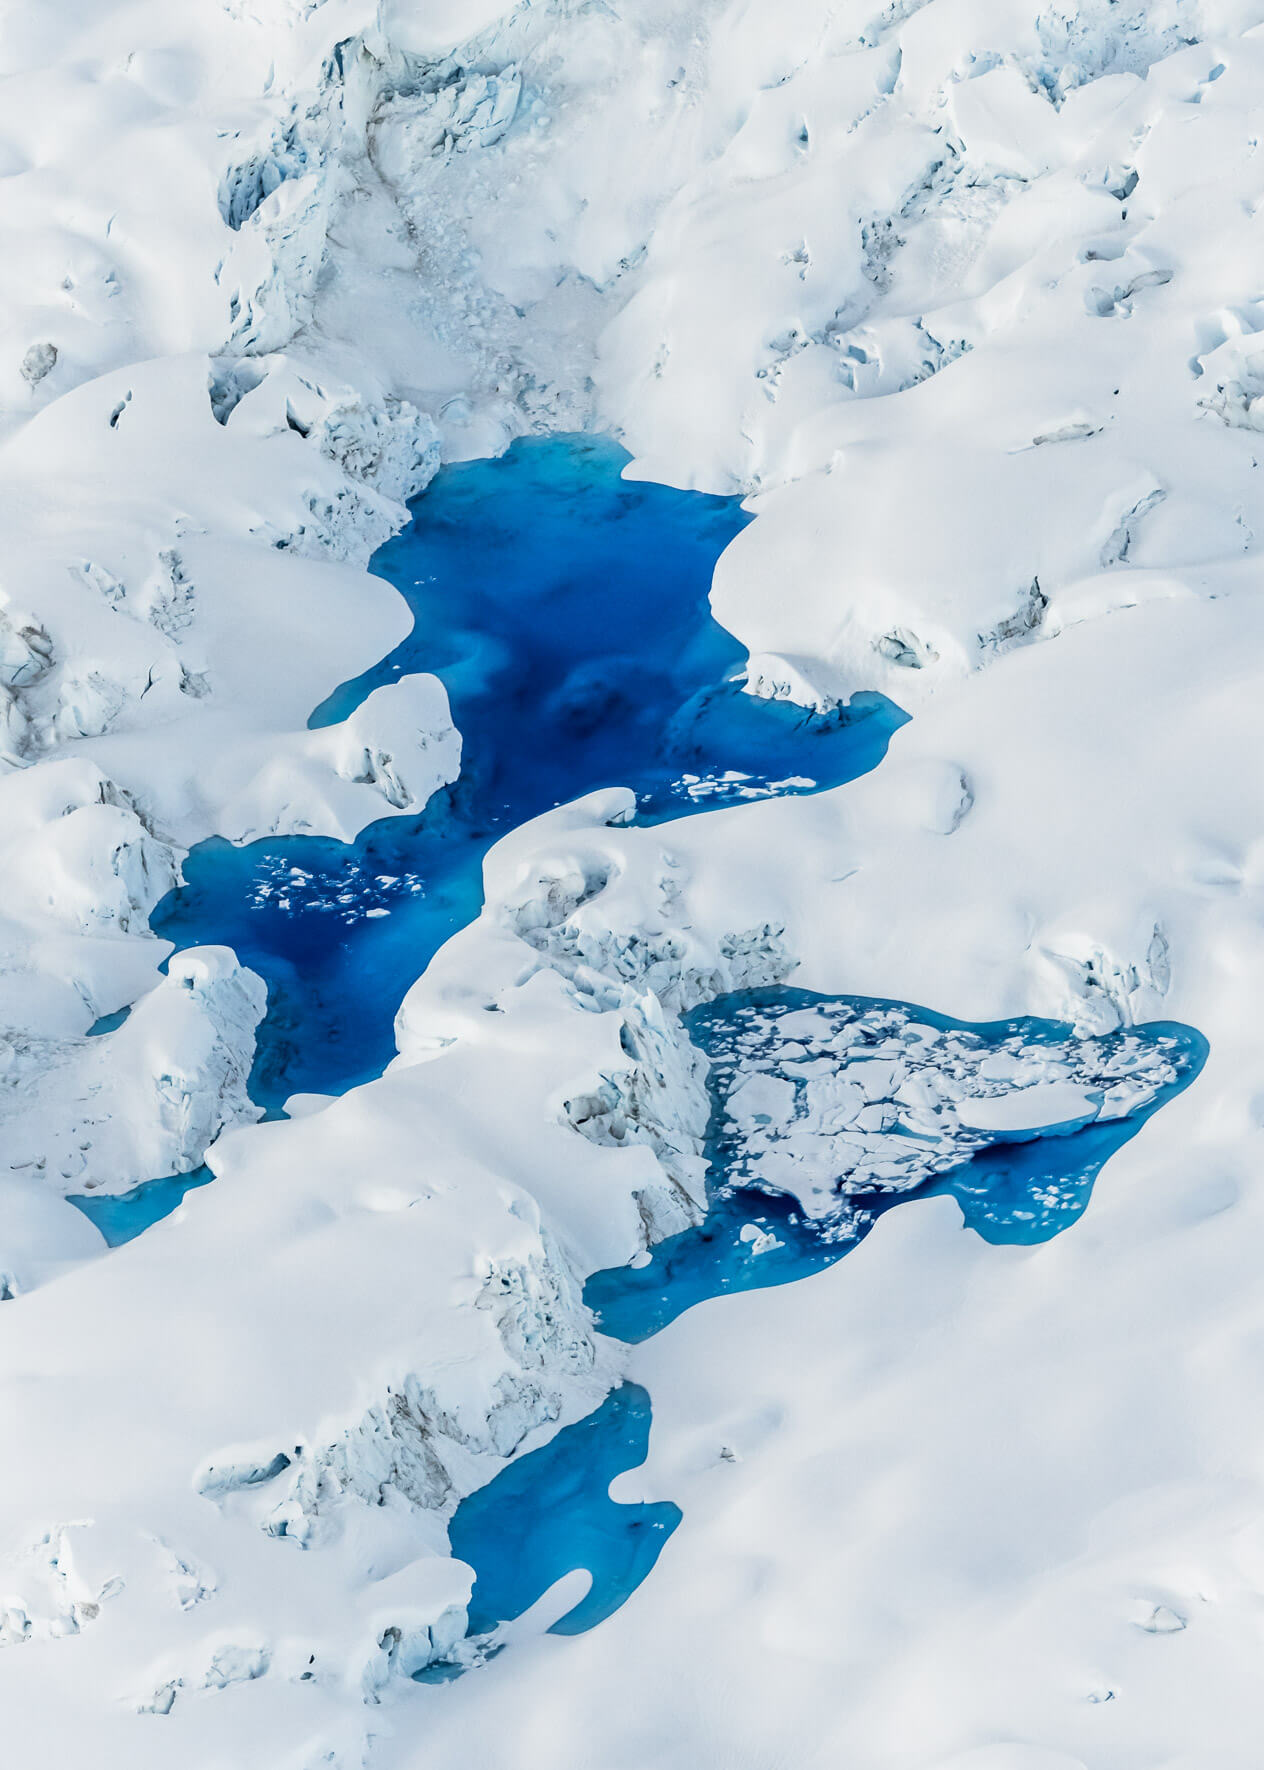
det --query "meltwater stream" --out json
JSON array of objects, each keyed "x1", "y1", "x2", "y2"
[{"x1": 88, "y1": 434, "x2": 1205, "y2": 1680}]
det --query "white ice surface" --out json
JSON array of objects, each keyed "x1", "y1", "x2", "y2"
[
  {"x1": 952, "y1": 1082, "x2": 1099, "y2": 1132},
  {"x1": 2, "y1": 0, "x2": 1264, "y2": 1767}
]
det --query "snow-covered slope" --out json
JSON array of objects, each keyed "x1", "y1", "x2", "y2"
[{"x1": 4, "y1": 0, "x2": 1264, "y2": 1766}]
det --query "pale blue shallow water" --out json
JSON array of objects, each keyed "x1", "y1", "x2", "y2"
[{"x1": 431, "y1": 1382, "x2": 680, "y2": 1663}]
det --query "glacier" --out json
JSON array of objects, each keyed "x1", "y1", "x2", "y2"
[{"x1": 0, "y1": 0, "x2": 1263, "y2": 1767}]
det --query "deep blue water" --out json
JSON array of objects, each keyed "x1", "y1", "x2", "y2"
[{"x1": 151, "y1": 436, "x2": 905, "y2": 1110}]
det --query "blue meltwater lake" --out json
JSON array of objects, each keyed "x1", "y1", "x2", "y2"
[
  {"x1": 83, "y1": 435, "x2": 1205, "y2": 1675},
  {"x1": 148, "y1": 435, "x2": 905, "y2": 1110}
]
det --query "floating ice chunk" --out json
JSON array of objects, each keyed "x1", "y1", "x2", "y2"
[
  {"x1": 700, "y1": 994, "x2": 1189, "y2": 1223},
  {"x1": 977, "y1": 1053, "x2": 1027, "y2": 1082},
  {"x1": 725, "y1": 1070, "x2": 797, "y2": 1130},
  {"x1": 1097, "y1": 1079, "x2": 1158, "y2": 1119},
  {"x1": 948, "y1": 1083, "x2": 1101, "y2": 1135},
  {"x1": 775, "y1": 1010, "x2": 839, "y2": 1042},
  {"x1": 803, "y1": 1069, "x2": 860, "y2": 1125}
]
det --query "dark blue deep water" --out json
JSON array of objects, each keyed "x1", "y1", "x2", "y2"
[{"x1": 151, "y1": 435, "x2": 905, "y2": 1109}]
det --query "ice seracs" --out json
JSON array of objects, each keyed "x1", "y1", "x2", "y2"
[{"x1": 0, "y1": 947, "x2": 265, "y2": 1201}]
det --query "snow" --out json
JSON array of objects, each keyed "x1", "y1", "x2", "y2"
[{"x1": 1, "y1": 0, "x2": 1264, "y2": 1765}]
